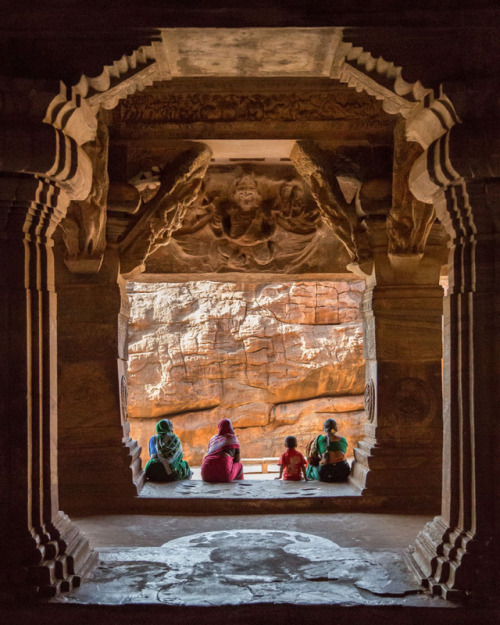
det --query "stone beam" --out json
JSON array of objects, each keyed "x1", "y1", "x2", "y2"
[{"x1": 0, "y1": 122, "x2": 92, "y2": 201}]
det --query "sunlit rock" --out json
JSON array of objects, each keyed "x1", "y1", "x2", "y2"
[{"x1": 127, "y1": 280, "x2": 365, "y2": 465}]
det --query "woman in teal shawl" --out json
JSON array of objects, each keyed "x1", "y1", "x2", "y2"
[
  {"x1": 306, "y1": 418, "x2": 350, "y2": 482},
  {"x1": 144, "y1": 419, "x2": 192, "y2": 482}
]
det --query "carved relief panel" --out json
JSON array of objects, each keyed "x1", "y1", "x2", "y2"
[{"x1": 144, "y1": 163, "x2": 352, "y2": 274}]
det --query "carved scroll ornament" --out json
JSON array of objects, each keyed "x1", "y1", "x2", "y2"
[
  {"x1": 291, "y1": 141, "x2": 371, "y2": 265},
  {"x1": 60, "y1": 119, "x2": 110, "y2": 273},
  {"x1": 118, "y1": 143, "x2": 212, "y2": 277},
  {"x1": 388, "y1": 118, "x2": 436, "y2": 256}
]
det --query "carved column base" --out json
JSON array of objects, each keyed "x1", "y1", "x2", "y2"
[
  {"x1": 12, "y1": 512, "x2": 97, "y2": 597},
  {"x1": 405, "y1": 516, "x2": 497, "y2": 600},
  {"x1": 350, "y1": 439, "x2": 442, "y2": 512},
  {"x1": 59, "y1": 427, "x2": 145, "y2": 515}
]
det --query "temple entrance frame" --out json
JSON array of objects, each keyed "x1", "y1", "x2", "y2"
[{"x1": 0, "y1": 30, "x2": 498, "y2": 599}]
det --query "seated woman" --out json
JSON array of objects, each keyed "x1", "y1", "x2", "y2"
[
  {"x1": 144, "y1": 418, "x2": 192, "y2": 482},
  {"x1": 201, "y1": 418, "x2": 244, "y2": 483},
  {"x1": 306, "y1": 418, "x2": 350, "y2": 482}
]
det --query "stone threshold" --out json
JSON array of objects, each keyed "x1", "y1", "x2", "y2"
[
  {"x1": 122, "y1": 480, "x2": 437, "y2": 515},
  {"x1": 134, "y1": 479, "x2": 360, "y2": 514}
]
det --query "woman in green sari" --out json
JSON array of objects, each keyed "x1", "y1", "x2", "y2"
[
  {"x1": 306, "y1": 418, "x2": 350, "y2": 482},
  {"x1": 144, "y1": 419, "x2": 192, "y2": 482}
]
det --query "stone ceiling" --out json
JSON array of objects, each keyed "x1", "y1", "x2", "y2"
[{"x1": 3, "y1": 4, "x2": 499, "y2": 87}]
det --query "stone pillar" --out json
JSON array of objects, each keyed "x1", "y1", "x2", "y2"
[
  {"x1": 350, "y1": 220, "x2": 445, "y2": 511},
  {"x1": 55, "y1": 244, "x2": 144, "y2": 515},
  {"x1": 407, "y1": 178, "x2": 500, "y2": 599},
  {"x1": 0, "y1": 175, "x2": 97, "y2": 596}
]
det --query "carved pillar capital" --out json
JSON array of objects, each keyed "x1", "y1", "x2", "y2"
[
  {"x1": 388, "y1": 117, "x2": 436, "y2": 257},
  {"x1": 60, "y1": 118, "x2": 110, "y2": 274}
]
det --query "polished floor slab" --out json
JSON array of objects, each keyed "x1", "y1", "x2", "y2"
[{"x1": 5, "y1": 514, "x2": 497, "y2": 625}]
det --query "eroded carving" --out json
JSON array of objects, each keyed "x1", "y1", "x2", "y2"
[
  {"x1": 388, "y1": 118, "x2": 436, "y2": 256},
  {"x1": 118, "y1": 143, "x2": 212, "y2": 277},
  {"x1": 120, "y1": 375, "x2": 129, "y2": 424},
  {"x1": 116, "y1": 90, "x2": 392, "y2": 125},
  {"x1": 391, "y1": 377, "x2": 432, "y2": 420},
  {"x1": 144, "y1": 164, "x2": 348, "y2": 274},
  {"x1": 291, "y1": 141, "x2": 371, "y2": 264},
  {"x1": 60, "y1": 118, "x2": 110, "y2": 273},
  {"x1": 364, "y1": 379, "x2": 375, "y2": 423}
]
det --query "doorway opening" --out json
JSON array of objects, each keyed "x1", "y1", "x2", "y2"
[{"x1": 126, "y1": 277, "x2": 366, "y2": 492}]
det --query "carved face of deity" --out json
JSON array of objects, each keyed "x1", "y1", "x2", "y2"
[{"x1": 231, "y1": 175, "x2": 262, "y2": 213}]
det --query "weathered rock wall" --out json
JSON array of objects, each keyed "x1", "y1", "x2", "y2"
[{"x1": 127, "y1": 280, "x2": 366, "y2": 466}]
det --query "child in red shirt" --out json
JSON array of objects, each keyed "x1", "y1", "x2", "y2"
[{"x1": 275, "y1": 436, "x2": 308, "y2": 481}]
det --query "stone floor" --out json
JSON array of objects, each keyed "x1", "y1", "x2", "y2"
[
  {"x1": 57, "y1": 513, "x2": 447, "y2": 608},
  {"x1": 5, "y1": 513, "x2": 499, "y2": 625}
]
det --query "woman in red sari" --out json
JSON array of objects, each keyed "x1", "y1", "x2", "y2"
[{"x1": 201, "y1": 418, "x2": 244, "y2": 482}]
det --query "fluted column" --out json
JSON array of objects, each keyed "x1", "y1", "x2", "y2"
[
  {"x1": 0, "y1": 175, "x2": 97, "y2": 596},
  {"x1": 407, "y1": 178, "x2": 499, "y2": 599}
]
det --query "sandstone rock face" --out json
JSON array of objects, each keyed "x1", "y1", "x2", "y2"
[{"x1": 127, "y1": 280, "x2": 366, "y2": 466}]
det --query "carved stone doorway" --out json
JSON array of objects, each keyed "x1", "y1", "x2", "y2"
[{"x1": 2, "y1": 26, "x2": 497, "y2": 602}]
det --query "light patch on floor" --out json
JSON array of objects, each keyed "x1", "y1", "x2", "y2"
[{"x1": 59, "y1": 529, "x2": 448, "y2": 607}]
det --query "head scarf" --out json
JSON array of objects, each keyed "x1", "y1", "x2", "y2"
[
  {"x1": 206, "y1": 418, "x2": 240, "y2": 457},
  {"x1": 155, "y1": 418, "x2": 183, "y2": 473}
]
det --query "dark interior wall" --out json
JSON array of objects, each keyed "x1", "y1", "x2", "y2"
[{"x1": 2, "y1": 3, "x2": 499, "y2": 85}]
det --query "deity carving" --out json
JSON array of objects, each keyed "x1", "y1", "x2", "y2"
[
  {"x1": 120, "y1": 375, "x2": 129, "y2": 424},
  {"x1": 119, "y1": 143, "x2": 212, "y2": 277},
  {"x1": 214, "y1": 174, "x2": 275, "y2": 268},
  {"x1": 290, "y1": 141, "x2": 372, "y2": 265},
  {"x1": 148, "y1": 165, "x2": 336, "y2": 274},
  {"x1": 276, "y1": 181, "x2": 319, "y2": 234}
]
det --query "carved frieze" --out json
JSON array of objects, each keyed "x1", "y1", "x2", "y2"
[
  {"x1": 115, "y1": 89, "x2": 389, "y2": 125},
  {"x1": 145, "y1": 163, "x2": 352, "y2": 275}
]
